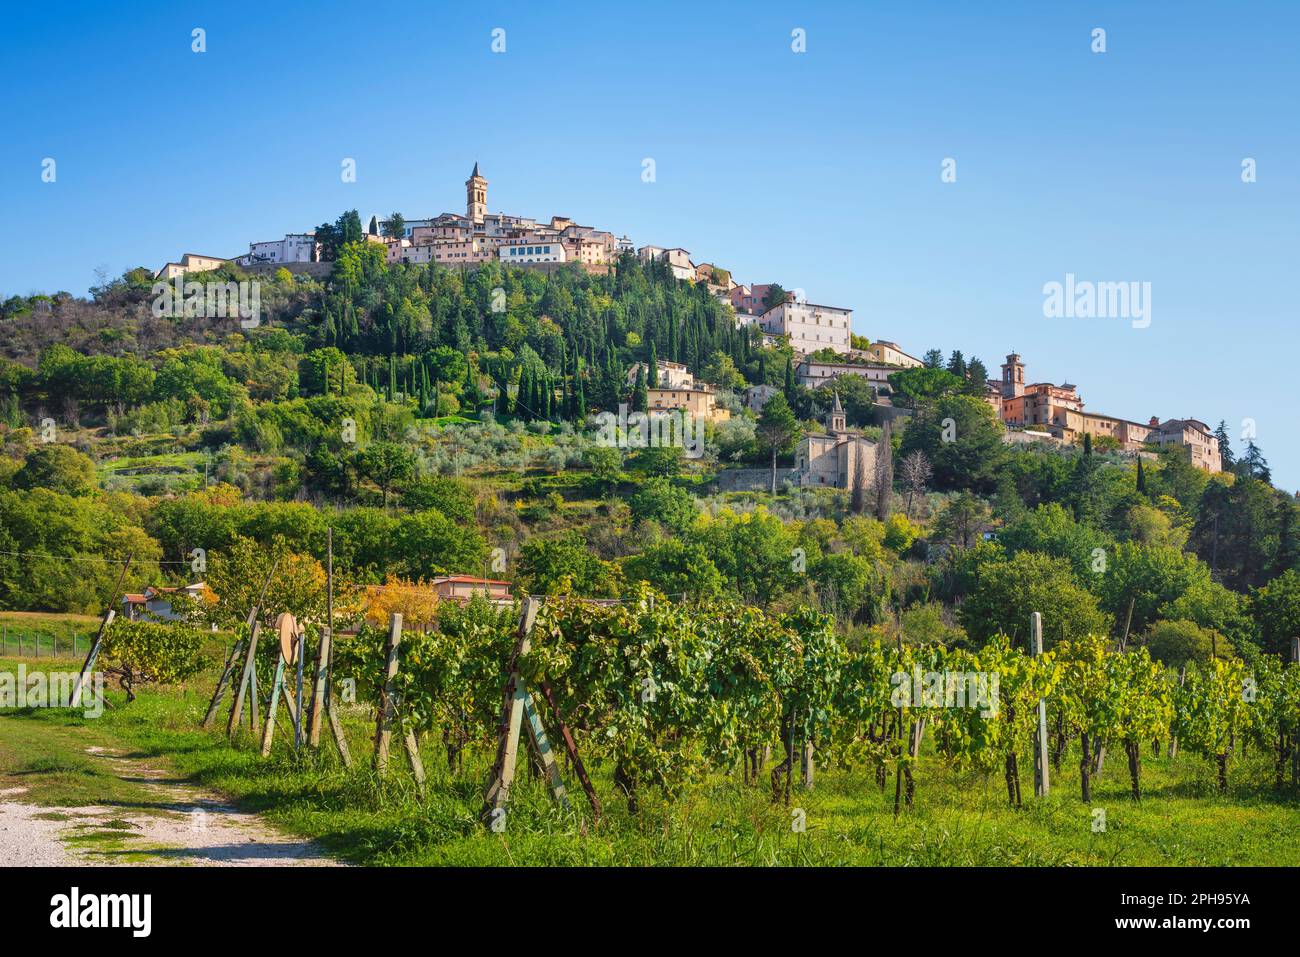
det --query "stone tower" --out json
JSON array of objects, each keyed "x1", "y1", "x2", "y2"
[
  {"x1": 828, "y1": 390, "x2": 846, "y2": 434},
  {"x1": 466, "y1": 162, "x2": 488, "y2": 224},
  {"x1": 1001, "y1": 353, "x2": 1025, "y2": 399}
]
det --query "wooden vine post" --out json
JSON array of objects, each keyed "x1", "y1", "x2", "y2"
[
  {"x1": 483, "y1": 598, "x2": 599, "y2": 827},
  {"x1": 373, "y1": 613, "x2": 402, "y2": 775},
  {"x1": 204, "y1": 558, "x2": 278, "y2": 729},
  {"x1": 227, "y1": 619, "x2": 264, "y2": 739},
  {"x1": 1030, "y1": 612, "x2": 1050, "y2": 797},
  {"x1": 307, "y1": 528, "x2": 333, "y2": 747},
  {"x1": 259, "y1": 613, "x2": 301, "y2": 757},
  {"x1": 71, "y1": 555, "x2": 133, "y2": 709}
]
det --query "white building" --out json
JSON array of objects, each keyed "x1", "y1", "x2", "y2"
[
  {"x1": 498, "y1": 239, "x2": 567, "y2": 264},
  {"x1": 759, "y1": 299, "x2": 852, "y2": 355},
  {"x1": 796, "y1": 359, "x2": 893, "y2": 393},
  {"x1": 638, "y1": 246, "x2": 695, "y2": 281},
  {"x1": 243, "y1": 233, "x2": 319, "y2": 265},
  {"x1": 627, "y1": 359, "x2": 694, "y2": 390}
]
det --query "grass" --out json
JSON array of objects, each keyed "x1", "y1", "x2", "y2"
[
  {"x1": 96, "y1": 450, "x2": 207, "y2": 476},
  {"x1": 2, "y1": 654, "x2": 1298, "y2": 866}
]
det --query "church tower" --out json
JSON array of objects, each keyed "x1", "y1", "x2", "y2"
[
  {"x1": 828, "y1": 391, "x2": 846, "y2": 434},
  {"x1": 466, "y1": 162, "x2": 488, "y2": 224},
  {"x1": 1000, "y1": 353, "x2": 1025, "y2": 399}
]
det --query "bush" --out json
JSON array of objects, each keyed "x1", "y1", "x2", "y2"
[{"x1": 1145, "y1": 619, "x2": 1228, "y2": 667}]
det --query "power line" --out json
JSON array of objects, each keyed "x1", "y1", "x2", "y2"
[{"x1": 0, "y1": 549, "x2": 190, "y2": 566}]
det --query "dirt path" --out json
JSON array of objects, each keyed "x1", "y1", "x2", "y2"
[{"x1": 0, "y1": 747, "x2": 339, "y2": 867}]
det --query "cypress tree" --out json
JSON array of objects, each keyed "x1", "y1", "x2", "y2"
[{"x1": 633, "y1": 366, "x2": 647, "y2": 413}]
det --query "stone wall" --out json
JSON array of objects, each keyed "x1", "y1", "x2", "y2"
[{"x1": 712, "y1": 467, "x2": 799, "y2": 492}]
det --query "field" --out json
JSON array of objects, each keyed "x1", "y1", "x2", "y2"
[{"x1": 3, "y1": 641, "x2": 1297, "y2": 867}]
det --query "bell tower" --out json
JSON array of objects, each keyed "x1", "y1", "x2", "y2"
[
  {"x1": 1001, "y1": 353, "x2": 1025, "y2": 399},
  {"x1": 828, "y1": 391, "x2": 846, "y2": 434},
  {"x1": 466, "y1": 162, "x2": 488, "y2": 224}
]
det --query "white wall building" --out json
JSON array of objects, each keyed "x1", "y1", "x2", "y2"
[
  {"x1": 245, "y1": 233, "x2": 319, "y2": 264},
  {"x1": 498, "y1": 240, "x2": 567, "y2": 264},
  {"x1": 796, "y1": 360, "x2": 893, "y2": 393},
  {"x1": 760, "y1": 300, "x2": 852, "y2": 355}
]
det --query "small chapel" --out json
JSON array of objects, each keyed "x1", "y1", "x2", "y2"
[{"x1": 795, "y1": 392, "x2": 876, "y2": 491}]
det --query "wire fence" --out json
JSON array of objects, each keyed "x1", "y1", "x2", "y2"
[{"x1": 0, "y1": 624, "x2": 88, "y2": 659}]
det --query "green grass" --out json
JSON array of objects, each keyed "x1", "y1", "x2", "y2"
[
  {"x1": 2, "y1": 655, "x2": 1297, "y2": 866},
  {"x1": 96, "y1": 450, "x2": 207, "y2": 476}
]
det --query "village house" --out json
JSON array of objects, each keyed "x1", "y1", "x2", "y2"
[
  {"x1": 238, "y1": 233, "x2": 319, "y2": 266},
  {"x1": 122, "y1": 583, "x2": 212, "y2": 622},
  {"x1": 626, "y1": 359, "x2": 694, "y2": 390},
  {"x1": 154, "y1": 253, "x2": 230, "y2": 280},
  {"x1": 638, "y1": 246, "x2": 696, "y2": 281},
  {"x1": 794, "y1": 393, "x2": 876, "y2": 491},
  {"x1": 866, "y1": 340, "x2": 924, "y2": 368},
  {"x1": 646, "y1": 384, "x2": 730, "y2": 422},
  {"x1": 796, "y1": 359, "x2": 893, "y2": 395},
  {"x1": 730, "y1": 283, "x2": 777, "y2": 315}
]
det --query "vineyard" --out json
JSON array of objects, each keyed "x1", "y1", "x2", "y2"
[
  {"x1": 329, "y1": 589, "x2": 1300, "y2": 818},
  {"x1": 3, "y1": 585, "x2": 1299, "y2": 866}
]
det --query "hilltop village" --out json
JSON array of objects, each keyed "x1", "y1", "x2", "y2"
[{"x1": 158, "y1": 164, "x2": 1224, "y2": 485}]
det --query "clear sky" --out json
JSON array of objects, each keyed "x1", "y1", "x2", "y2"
[{"x1": 1, "y1": 1, "x2": 1296, "y2": 488}]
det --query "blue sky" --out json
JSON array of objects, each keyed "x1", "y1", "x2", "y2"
[{"x1": 1, "y1": 1, "x2": 1296, "y2": 488}]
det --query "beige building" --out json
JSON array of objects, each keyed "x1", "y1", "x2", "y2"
[
  {"x1": 647, "y1": 385, "x2": 730, "y2": 422},
  {"x1": 866, "y1": 340, "x2": 923, "y2": 368},
  {"x1": 155, "y1": 253, "x2": 229, "y2": 280},
  {"x1": 795, "y1": 393, "x2": 876, "y2": 491},
  {"x1": 1151, "y1": 418, "x2": 1222, "y2": 472}
]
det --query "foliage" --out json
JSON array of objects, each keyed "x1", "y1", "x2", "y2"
[{"x1": 100, "y1": 619, "x2": 207, "y2": 701}]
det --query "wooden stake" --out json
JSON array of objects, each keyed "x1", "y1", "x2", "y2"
[
  {"x1": 205, "y1": 558, "x2": 278, "y2": 729},
  {"x1": 483, "y1": 599, "x2": 539, "y2": 816},
  {"x1": 1030, "y1": 611, "x2": 1050, "y2": 797},
  {"x1": 307, "y1": 528, "x2": 333, "y2": 748},
  {"x1": 227, "y1": 620, "x2": 263, "y2": 739},
  {"x1": 539, "y1": 680, "x2": 601, "y2": 820},
  {"x1": 403, "y1": 730, "x2": 426, "y2": 787},
  {"x1": 71, "y1": 555, "x2": 133, "y2": 708},
  {"x1": 522, "y1": 689, "x2": 569, "y2": 809},
  {"x1": 373, "y1": 613, "x2": 402, "y2": 774},
  {"x1": 327, "y1": 699, "x2": 353, "y2": 768},
  {"x1": 260, "y1": 656, "x2": 287, "y2": 757}
]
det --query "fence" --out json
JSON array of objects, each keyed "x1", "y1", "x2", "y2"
[{"x1": 0, "y1": 624, "x2": 86, "y2": 659}]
